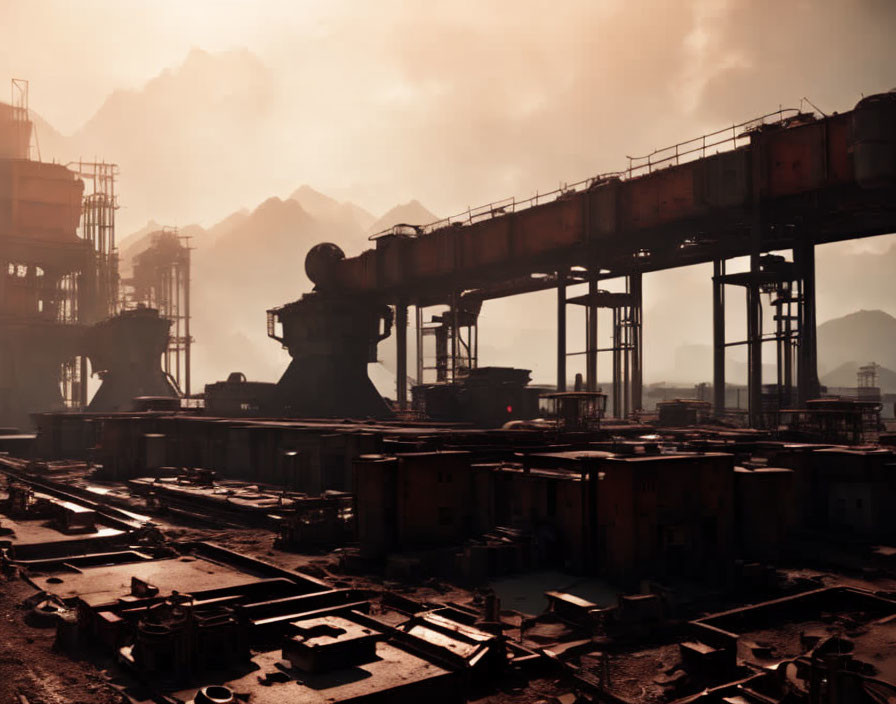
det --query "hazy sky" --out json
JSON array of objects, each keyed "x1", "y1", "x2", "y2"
[
  {"x1": 2, "y1": 0, "x2": 895, "y2": 388},
  {"x1": 3, "y1": 0, "x2": 894, "y2": 220}
]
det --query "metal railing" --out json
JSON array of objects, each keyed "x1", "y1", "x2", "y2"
[
  {"x1": 369, "y1": 107, "x2": 807, "y2": 242},
  {"x1": 625, "y1": 107, "x2": 803, "y2": 177}
]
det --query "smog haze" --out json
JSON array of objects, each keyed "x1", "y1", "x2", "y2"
[{"x1": 3, "y1": 0, "x2": 895, "y2": 390}]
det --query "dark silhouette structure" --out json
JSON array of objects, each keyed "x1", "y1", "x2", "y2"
[{"x1": 278, "y1": 93, "x2": 896, "y2": 425}]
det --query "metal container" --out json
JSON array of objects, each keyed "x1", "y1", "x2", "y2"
[{"x1": 851, "y1": 91, "x2": 896, "y2": 189}]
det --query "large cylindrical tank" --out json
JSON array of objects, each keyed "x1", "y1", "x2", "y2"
[{"x1": 850, "y1": 90, "x2": 896, "y2": 189}]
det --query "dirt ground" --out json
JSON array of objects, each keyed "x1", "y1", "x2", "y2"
[{"x1": 0, "y1": 577, "x2": 125, "y2": 704}]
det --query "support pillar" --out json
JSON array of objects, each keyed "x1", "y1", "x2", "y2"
[
  {"x1": 612, "y1": 307, "x2": 621, "y2": 418},
  {"x1": 557, "y1": 271, "x2": 567, "y2": 391},
  {"x1": 782, "y1": 296, "x2": 793, "y2": 403},
  {"x1": 712, "y1": 259, "x2": 726, "y2": 415},
  {"x1": 622, "y1": 286, "x2": 630, "y2": 418},
  {"x1": 586, "y1": 278, "x2": 598, "y2": 392},
  {"x1": 395, "y1": 302, "x2": 407, "y2": 410},
  {"x1": 184, "y1": 246, "x2": 192, "y2": 396},
  {"x1": 451, "y1": 292, "x2": 459, "y2": 381},
  {"x1": 415, "y1": 305, "x2": 424, "y2": 387},
  {"x1": 747, "y1": 277, "x2": 763, "y2": 428},
  {"x1": 79, "y1": 356, "x2": 89, "y2": 406},
  {"x1": 795, "y1": 240, "x2": 819, "y2": 405},
  {"x1": 630, "y1": 272, "x2": 643, "y2": 414},
  {"x1": 748, "y1": 132, "x2": 764, "y2": 428}
]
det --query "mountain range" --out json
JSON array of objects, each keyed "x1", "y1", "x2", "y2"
[
  {"x1": 820, "y1": 361, "x2": 896, "y2": 391},
  {"x1": 19, "y1": 46, "x2": 896, "y2": 393},
  {"x1": 27, "y1": 48, "x2": 283, "y2": 234},
  {"x1": 118, "y1": 189, "x2": 438, "y2": 388}
]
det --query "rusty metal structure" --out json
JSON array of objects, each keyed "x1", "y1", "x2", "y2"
[
  {"x1": 0, "y1": 80, "x2": 119, "y2": 428},
  {"x1": 857, "y1": 362, "x2": 881, "y2": 403},
  {"x1": 85, "y1": 306, "x2": 180, "y2": 412},
  {"x1": 267, "y1": 243, "x2": 394, "y2": 418},
  {"x1": 123, "y1": 227, "x2": 192, "y2": 395},
  {"x1": 61, "y1": 159, "x2": 120, "y2": 407},
  {"x1": 274, "y1": 94, "x2": 896, "y2": 426}
]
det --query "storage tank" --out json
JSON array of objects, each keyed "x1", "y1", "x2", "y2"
[{"x1": 850, "y1": 90, "x2": 896, "y2": 189}]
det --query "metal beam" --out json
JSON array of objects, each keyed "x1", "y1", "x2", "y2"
[
  {"x1": 395, "y1": 303, "x2": 408, "y2": 410},
  {"x1": 795, "y1": 240, "x2": 820, "y2": 405},
  {"x1": 557, "y1": 271, "x2": 567, "y2": 391},
  {"x1": 712, "y1": 259, "x2": 726, "y2": 415},
  {"x1": 630, "y1": 272, "x2": 643, "y2": 413},
  {"x1": 586, "y1": 278, "x2": 597, "y2": 392},
  {"x1": 415, "y1": 305, "x2": 424, "y2": 388}
]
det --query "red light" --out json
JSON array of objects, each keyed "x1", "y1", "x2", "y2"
[{"x1": 506, "y1": 405, "x2": 513, "y2": 413}]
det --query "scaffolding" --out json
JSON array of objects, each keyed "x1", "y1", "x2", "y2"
[
  {"x1": 857, "y1": 362, "x2": 881, "y2": 402},
  {"x1": 566, "y1": 274, "x2": 644, "y2": 420},
  {"x1": 60, "y1": 161, "x2": 120, "y2": 407},
  {"x1": 10, "y1": 79, "x2": 31, "y2": 160},
  {"x1": 415, "y1": 296, "x2": 480, "y2": 385},
  {"x1": 1, "y1": 79, "x2": 112, "y2": 420},
  {"x1": 124, "y1": 227, "x2": 192, "y2": 395}
]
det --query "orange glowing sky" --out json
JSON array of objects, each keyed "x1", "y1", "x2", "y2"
[
  {"x1": 2, "y1": 0, "x2": 895, "y2": 387},
  {"x1": 3, "y1": 0, "x2": 894, "y2": 221}
]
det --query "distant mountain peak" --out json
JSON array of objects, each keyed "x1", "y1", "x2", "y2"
[
  {"x1": 821, "y1": 360, "x2": 896, "y2": 392},
  {"x1": 823, "y1": 308, "x2": 894, "y2": 323},
  {"x1": 253, "y1": 196, "x2": 308, "y2": 218},
  {"x1": 368, "y1": 200, "x2": 439, "y2": 235},
  {"x1": 287, "y1": 185, "x2": 376, "y2": 235},
  {"x1": 817, "y1": 308, "x2": 896, "y2": 379}
]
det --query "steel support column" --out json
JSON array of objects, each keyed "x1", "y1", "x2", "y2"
[
  {"x1": 79, "y1": 356, "x2": 88, "y2": 406},
  {"x1": 184, "y1": 245, "x2": 191, "y2": 396},
  {"x1": 712, "y1": 259, "x2": 726, "y2": 415},
  {"x1": 586, "y1": 278, "x2": 598, "y2": 392},
  {"x1": 415, "y1": 305, "x2": 424, "y2": 388},
  {"x1": 795, "y1": 240, "x2": 820, "y2": 405},
  {"x1": 557, "y1": 271, "x2": 567, "y2": 391},
  {"x1": 630, "y1": 272, "x2": 643, "y2": 414},
  {"x1": 747, "y1": 278, "x2": 763, "y2": 428},
  {"x1": 395, "y1": 302, "x2": 408, "y2": 410},
  {"x1": 748, "y1": 132, "x2": 764, "y2": 428},
  {"x1": 451, "y1": 292, "x2": 459, "y2": 381},
  {"x1": 612, "y1": 307, "x2": 620, "y2": 418}
]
